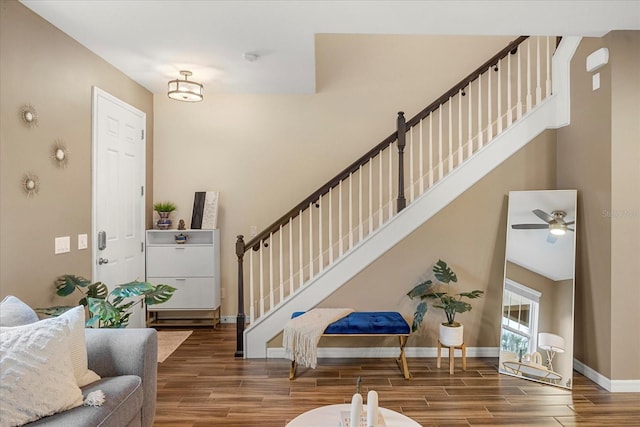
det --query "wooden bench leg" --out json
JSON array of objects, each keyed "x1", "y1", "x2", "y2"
[
  {"x1": 462, "y1": 343, "x2": 467, "y2": 371},
  {"x1": 397, "y1": 336, "x2": 411, "y2": 380},
  {"x1": 449, "y1": 344, "x2": 455, "y2": 374},
  {"x1": 289, "y1": 360, "x2": 296, "y2": 380}
]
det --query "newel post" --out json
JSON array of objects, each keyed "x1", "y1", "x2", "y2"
[
  {"x1": 235, "y1": 235, "x2": 246, "y2": 357},
  {"x1": 396, "y1": 111, "x2": 407, "y2": 212}
]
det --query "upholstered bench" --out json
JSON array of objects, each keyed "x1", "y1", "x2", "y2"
[{"x1": 289, "y1": 311, "x2": 411, "y2": 380}]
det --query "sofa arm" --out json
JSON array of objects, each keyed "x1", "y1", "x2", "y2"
[{"x1": 85, "y1": 328, "x2": 157, "y2": 427}]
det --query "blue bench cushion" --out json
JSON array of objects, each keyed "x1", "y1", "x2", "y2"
[{"x1": 291, "y1": 311, "x2": 410, "y2": 335}]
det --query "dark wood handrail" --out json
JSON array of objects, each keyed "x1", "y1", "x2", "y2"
[
  {"x1": 242, "y1": 36, "x2": 529, "y2": 252},
  {"x1": 244, "y1": 129, "x2": 399, "y2": 251},
  {"x1": 405, "y1": 36, "x2": 528, "y2": 129}
]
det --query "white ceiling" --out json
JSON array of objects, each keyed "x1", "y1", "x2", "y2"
[
  {"x1": 506, "y1": 190, "x2": 577, "y2": 281},
  {"x1": 20, "y1": 0, "x2": 640, "y2": 94}
]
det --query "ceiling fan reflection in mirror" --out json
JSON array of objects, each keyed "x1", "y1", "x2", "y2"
[{"x1": 512, "y1": 209, "x2": 575, "y2": 243}]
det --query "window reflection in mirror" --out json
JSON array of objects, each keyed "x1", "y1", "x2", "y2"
[{"x1": 499, "y1": 190, "x2": 577, "y2": 389}]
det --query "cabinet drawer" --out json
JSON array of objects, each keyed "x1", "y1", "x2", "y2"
[
  {"x1": 146, "y1": 246, "x2": 214, "y2": 277},
  {"x1": 147, "y1": 277, "x2": 218, "y2": 310}
]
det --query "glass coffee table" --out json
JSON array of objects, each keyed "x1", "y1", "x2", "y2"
[{"x1": 286, "y1": 403, "x2": 421, "y2": 427}]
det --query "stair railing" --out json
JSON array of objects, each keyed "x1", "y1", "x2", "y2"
[{"x1": 236, "y1": 35, "x2": 557, "y2": 356}]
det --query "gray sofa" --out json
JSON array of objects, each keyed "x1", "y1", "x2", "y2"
[{"x1": 29, "y1": 328, "x2": 158, "y2": 427}]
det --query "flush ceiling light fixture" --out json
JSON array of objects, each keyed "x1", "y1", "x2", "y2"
[{"x1": 168, "y1": 70, "x2": 203, "y2": 102}]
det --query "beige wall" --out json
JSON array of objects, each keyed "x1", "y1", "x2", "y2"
[
  {"x1": 153, "y1": 34, "x2": 513, "y2": 319},
  {"x1": 607, "y1": 31, "x2": 640, "y2": 381},
  {"x1": 0, "y1": 0, "x2": 154, "y2": 307},
  {"x1": 557, "y1": 32, "x2": 640, "y2": 381}
]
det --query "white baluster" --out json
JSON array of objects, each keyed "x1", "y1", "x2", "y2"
[
  {"x1": 526, "y1": 40, "x2": 532, "y2": 112},
  {"x1": 259, "y1": 244, "x2": 264, "y2": 317},
  {"x1": 407, "y1": 128, "x2": 413, "y2": 202},
  {"x1": 269, "y1": 233, "x2": 274, "y2": 309},
  {"x1": 546, "y1": 36, "x2": 552, "y2": 98},
  {"x1": 289, "y1": 218, "x2": 294, "y2": 295},
  {"x1": 468, "y1": 83, "x2": 473, "y2": 157},
  {"x1": 338, "y1": 181, "x2": 344, "y2": 256},
  {"x1": 429, "y1": 114, "x2": 434, "y2": 187},
  {"x1": 358, "y1": 166, "x2": 363, "y2": 242},
  {"x1": 328, "y1": 188, "x2": 333, "y2": 264},
  {"x1": 279, "y1": 226, "x2": 283, "y2": 303},
  {"x1": 318, "y1": 197, "x2": 323, "y2": 272},
  {"x1": 477, "y1": 73, "x2": 483, "y2": 149},
  {"x1": 378, "y1": 151, "x2": 383, "y2": 227},
  {"x1": 349, "y1": 173, "x2": 354, "y2": 249},
  {"x1": 487, "y1": 67, "x2": 493, "y2": 141},
  {"x1": 458, "y1": 91, "x2": 463, "y2": 165},
  {"x1": 249, "y1": 250, "x2": 254, "y2": 323},
  {"x1": 298, "y1": 210, "x2": 303, "y2": 287},
  {"x1": 438, "y1": 108, "x2": 443, "y2": 180},
  {"x1": 448, "y1": 100, "x2": 453, "y2": 172},
  {"x1": 517, "y1": 46, "x2": 523, "y2": 119},
  {"x1": 507, "y1": 51, "x2": 513, "y2": 126},
  {"x1": 308, "y1": 202, "x2": 313, "y2": 279},
  {"x1": 536, "y1": 36, "x2": 542, "y2": 105},
  {"x1": 418, "y1": 120, "x2": 424, "y2": 194},
  {"x1": 368, "y1": 161, "x2": 373, "y2": 233},
  {"x1": 497, "y1": 59, "x2": 503, "y2": 134},
  {"x1": 388, "y1": 145, "x2": 393, "y2": 218}
]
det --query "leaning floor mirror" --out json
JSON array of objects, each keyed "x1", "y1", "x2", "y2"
[{"x1": 498, "y1": 190, "x2": 577, "y2": 389}]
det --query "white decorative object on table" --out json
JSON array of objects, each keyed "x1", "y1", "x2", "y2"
[
  {"x1": 350, "y1": 392, "x2": 363, "y2": 427},
  {"x1": 367, "y1": 390, "x2": 379, "y2": 427}
]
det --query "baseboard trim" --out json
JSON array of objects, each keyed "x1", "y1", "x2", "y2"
[
  {"x1": 267, "y1": 346, "x2": 499, "y2": 359},
  {"x1": 573, "y1": 358, "x2": 640, "y2": 392},
  {"x1": 220, "y1": 316, "x2": 238, "y2": 324}
]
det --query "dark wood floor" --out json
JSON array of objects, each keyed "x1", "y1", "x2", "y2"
[{"x1": 155, "y1": 325, "x2": 640, "y2": 426}]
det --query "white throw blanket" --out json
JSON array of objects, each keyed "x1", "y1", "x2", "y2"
[{"x1": 283, "y1": 308, "x2": 354, "y2": 369}]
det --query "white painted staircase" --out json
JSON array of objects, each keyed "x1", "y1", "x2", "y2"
[{"x1": 242, "y1": 36, "x2": 581, "y2": 359}]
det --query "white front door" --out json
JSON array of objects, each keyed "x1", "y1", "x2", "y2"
[{"x1": 92, "y1": 87, "x2": 146, "y2": 328}]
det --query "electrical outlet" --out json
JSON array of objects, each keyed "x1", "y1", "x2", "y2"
[
  {"x1": 55, "y1": 236, "x2": 70, "y2": 254},
  {"x1": 78, "y1": 234, "x2": 88, "y2": 250},
  {"x1": 221, "y1": 288, "x2": 225, "y2": 299},
  {"x1": 250, "y1": 225, "x2": 258, "y2": 237}
]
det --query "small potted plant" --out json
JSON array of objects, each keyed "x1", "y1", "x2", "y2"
[
  {"x1": 153, "y1": 201, "x2": 177, "y2": 229},
  {"x1": 407, "y1": 259, "x2": 483, "y2": 346}
]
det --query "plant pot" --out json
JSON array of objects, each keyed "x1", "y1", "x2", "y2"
[
  {"x1": 439, "y1": 322, "x2": 464, "y2": 347},
  {"x1": 156, "y1": 212, "x2": 172, "y2": 230}
]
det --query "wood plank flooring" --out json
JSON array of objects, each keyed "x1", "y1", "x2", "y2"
[{"x1": 155, "y1": 325, "x2": 640, "y2": 426}]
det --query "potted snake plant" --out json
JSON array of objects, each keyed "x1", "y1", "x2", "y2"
[{"x1": 407, "y1": 259, "x2": 484, "y2": 346}]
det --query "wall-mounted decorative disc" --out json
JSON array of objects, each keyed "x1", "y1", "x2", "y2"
[
  {"x1": 22, "y1": 173, "x2": 40, "y2": 198},
  {"x1": 51, "y1": 140, "x2": 69, "y2": 168},
  {"x1": 19, "y1": 104, "x2": 38, "y2": 128}
]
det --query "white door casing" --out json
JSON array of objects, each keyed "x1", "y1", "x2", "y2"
[{"x1": 92, "y1": 87, "x2": 146, "y2": 328}]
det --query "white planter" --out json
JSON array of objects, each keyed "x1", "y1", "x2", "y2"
[{"x1": 439, "y1": 323, "x2": 464, "y2": 347}]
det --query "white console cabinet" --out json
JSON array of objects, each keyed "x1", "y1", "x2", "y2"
[{"x1": 145, "y1": 229, "x2": 220, "y2": 327}]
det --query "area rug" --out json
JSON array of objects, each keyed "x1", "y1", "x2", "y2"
[{"x1": 157, "y1": 330, "x2": 192, "y2": 363}]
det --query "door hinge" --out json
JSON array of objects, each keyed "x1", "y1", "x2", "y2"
[
  {"x1": 141, "y1": 186, "x2": 144, "y2": 196},
  {"x1": 141, "y1": 242, "x2": 144, "y2": 252},
  {"x1": 141, "y1": 129, "x2": 144, "y2": 140}
]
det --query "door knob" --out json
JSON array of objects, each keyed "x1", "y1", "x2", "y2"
[{"x1": 98, "y1": 257, "x2": 109, "y2": 265}]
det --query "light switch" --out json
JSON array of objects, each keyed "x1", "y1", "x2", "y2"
[
  {"x1": 55, "y1": 236, "x2": 71, "y2": 254},
  {"x1": 78, "y1": 234, "x2": 88, "y2": 250},
  {"x1": 593, "y1": 73, "x2": 600, "y2": 91}
]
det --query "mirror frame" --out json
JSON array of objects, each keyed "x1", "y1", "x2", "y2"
[{"x1": 498, "y1": 189, "x2": 577, "y2": 389}]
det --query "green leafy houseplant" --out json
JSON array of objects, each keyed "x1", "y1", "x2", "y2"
[
  {"x1": 153, "y1": 201, "x2": 177, "y2": 212},
  {"x1": 406, "y1": 259, "x2": 484, "y2": 332},
  {"x1": 37, "y1": 274, "x2": 176, "y2": 328}
]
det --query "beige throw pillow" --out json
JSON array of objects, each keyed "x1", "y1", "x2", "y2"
[{"x1": 0, "y1": 315, "x2": 84, "y2": 426}]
